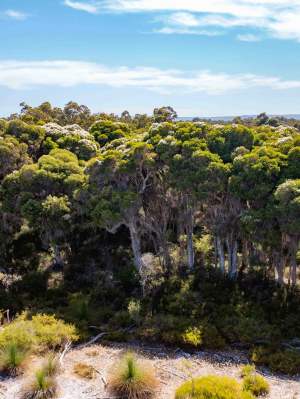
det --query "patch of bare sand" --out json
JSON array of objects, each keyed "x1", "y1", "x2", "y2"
[{"x1": 1, "y1": 343, "x2": 299, "y2": 398}]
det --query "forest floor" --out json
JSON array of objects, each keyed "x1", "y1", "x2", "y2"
[{"x1": 1, "y1": 341, "x2": 299, "y2": 399}]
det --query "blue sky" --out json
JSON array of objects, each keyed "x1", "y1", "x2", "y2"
[{"x1": 1, "y1": 0, "x2": 300, "y2": 117}]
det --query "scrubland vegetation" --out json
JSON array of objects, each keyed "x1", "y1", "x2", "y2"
[{"x1": 0, "y1": 102, "x2": 300, "y2": 397}]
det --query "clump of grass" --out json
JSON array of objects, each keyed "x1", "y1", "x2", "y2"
[
  {"x1": 0, "y1": 342, "x2": 27, "y2": 376},
  {"x1": 243, "y1": 373, "x2": 270, "y2": 397},
  {"x1": 41, "y1": 353, "x2": 60, "y2": 377},
  {"x1": 108, "y1": 352, "x2": 158, "y2": 399},
  {"x1": 241, "y1": 364, "x2": 256, "y2": 378},
  {"x1": 73, "y1": 362, "x2": 95, "y2": 379},
  {"x1": 22, "y1": 369, "x2": 57, "y2": 399}
]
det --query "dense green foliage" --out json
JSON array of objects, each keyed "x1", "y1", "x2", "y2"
[
  {"x1": 1, "y1": 103, "x2": 300, "y2": 375},
  {"x1": 175, "y1": 375, "x2": 254, "y2": 399}
]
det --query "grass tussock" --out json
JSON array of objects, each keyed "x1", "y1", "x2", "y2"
[
  {"x1": 0, "y1": 342, "x2": 27, "y2": 376},
  {"x1": 108, "y1": 352, "x2": 158, "y2": 399},
  {"x1": 242, "y1": 371, "x2": 269, "y2": 397},
  {"x1": 21, "y1": 368, "x2": 57, "y2": 399}
]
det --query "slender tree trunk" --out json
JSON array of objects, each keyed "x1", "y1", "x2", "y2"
[
  {"x1": 216, "y1": 236, "x2": 225, "y2": 274},
  {"x1": 274, "y1": 252, "x2": 285, "y2": 285},
  {"x1": 226, "y1": 234, "x2": 238, "y2": 279},
  {"x1": 186, "y1": 223, "x2": 194, "y2": 270},
  {"x1": 289, "y1": 237, "x2": 299, "y2": 286},
  {"x1": 290, "y1": 253, "x2": 297, "y2": 286},
  {"x1": 128, "y1": 222, "x2": 144, "y2": 273},
  {"x1": 53, "y1": 244, "x2": 63, "y2": 267},
  {"x1": 241, "y1": 240, "x2": 249, "y2": 272},
  {"x1": 213, "y1": 236, "x2": 218, "y2": 268}
]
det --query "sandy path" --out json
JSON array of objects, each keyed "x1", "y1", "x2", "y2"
[{"x1": 1, "y1": 342, "x2": 299, "y2": 398}]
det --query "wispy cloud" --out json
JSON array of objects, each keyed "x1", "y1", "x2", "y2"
[
  {"x1": 1, "y1": 60, "x2": 300, "y2": 94},
  {"x1": 64, "y1": 0, "x2": 99, "y2": 14},
  {"x1": 4, "y1": 9, "x2": 29, "y2": 20},
  {"x1": 237, "y1": 33, "x2": 261, "y2": 42},
  {"x1": 62, "y1": 0, "x2": 300, "y2": 42}
]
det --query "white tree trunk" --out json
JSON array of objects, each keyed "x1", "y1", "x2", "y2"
[
  {"x1": 216, "y1": 236, "x2": 225, "y2": 274},
  {"x1": 128, "y1": 222, "x2": 144, "y2": 273},
  {"x1": 53, "y1": 244, "x2": 63, "y2": 266},
  {"x1": 187, "y1": 226, "x2": 194, "y2": 270},
  {"x1": 226, "y1": 235, "x2": 238, "y2": 279},
  {"x1": 274, "y1": 252, "x2": 285, "y2": 285}
]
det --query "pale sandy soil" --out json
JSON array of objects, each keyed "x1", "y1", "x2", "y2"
[{"x1": 1, "y1": 342, "x2": 299, "y2": 399}]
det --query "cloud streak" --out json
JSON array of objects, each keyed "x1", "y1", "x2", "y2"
[
  {"x1": 63, "y1": 0, "x2": 99, "y2": 14},
  {"x1": 63, "y1": 0, "x2": 300, "y2": 41},
  {"x1": 1, "y1": 60, "x2": 300, "y2": 95},
  {"x1": 4, "y1": 9, "x2": 29, "y2": 20}
]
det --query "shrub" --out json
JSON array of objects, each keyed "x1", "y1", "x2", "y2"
[
  {"x1": 73, "y1": 362, "x2": 95, "y2": 379},
  {"x1": 243, "y1": 374, "x2": 270, "y2": 397},
  {"x1": 31, "y1": 314, "x2": 78, "y2": 349},
  {"x1": 0, "y1": 313, "x2": 78, "y2": 352},
  {"x1": 201, "y1": 323, "x2": 226, "y2": 350},
  {"x1": 182, "y1": 327, "x2": 202, "y2": 348},
  {"x1": 251, "y1": 346, "x2": 300, "y2": 375},
  {"x1": 21, "y1": 369, "x2": 57, "y2": 399},
  {"x1": 108, "y1": 352, "x2": 158, "y2": 399},
  {"x1": 175, "y1": 375, "x2": 254, "y2": 399},
  {"x1": 128, "y1": 299, "x2": 141, "y2": 325},
  {"x1": 241, "y1": 364, "x2": 256, "y2": 378},
  {"x1": 0, "y1": 343, "x2": 27, "y2": 376}
]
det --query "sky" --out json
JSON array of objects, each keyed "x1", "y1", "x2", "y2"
[{"x1": 1, "y1": 0, "x2": 300, "y2": 117}]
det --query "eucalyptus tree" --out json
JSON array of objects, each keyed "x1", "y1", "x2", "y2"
[
  {"x1": 5, "y1": 120, "x2": 45, "y2": 160},
  {"x1": 1, "y1": 149, "x2": 85, "y2": 267},
  {"x1": 0, "y1": 136, "x2": 31, "y2": 182},
  {"x1": 90, "y1": 119, "x2": 131, "y2": 147},
  {"x1": 85, "y1": 140, "x2": 156, "y2": 272},
  {"x1": 275, "y1": 179, "x2": 300, "y2": 285}
]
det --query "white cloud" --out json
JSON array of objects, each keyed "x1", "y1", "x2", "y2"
[
  {"x1": 1, "y1": 60, "x2": 300, "y2": 95},
  {"x1": 4, "y1": 9, "x2": 29, "y2": 20},
  {"x1": 63, "y1": 0, "x2": 300, "y2": 41},
  {"x1": 237, "y1": 33, "x2": 261, "y2": 42},
  {"x1": 64, "y1": 0, "x2": 99, "y2": 14}
]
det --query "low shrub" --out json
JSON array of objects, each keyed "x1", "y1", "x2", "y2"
[
  {"x1": 0, "y1": 312, "x2": 78, "y2": 352},
  {"x1": 181, "y1": 327, "x2": 202, "y2": 348},
  {"x1": 21, "y1": 369, "x2": 57, "y2": 399},
  {"x1": 0, "y1": 342, "x2": 27, "y2": 376},
  {"x1": 73, "y1": 362, "x2": 95, "y2": 379},
  {"x1": 175, "y1": 375, "x2": 254, "y2": 399},
  {"x1": 108, "y1": 352, "x2": 158, "y2": 399},
  {"x1": 31, "y1": 314, "x2": 78, "y2": 349},
  {"x1": 241, "y1": 364, "x2": 256, "y2": 378},
  {"x1": 201, "y1": 323, "x2": 226, "y2": 350},
  {"x1": 251, "y1": 346, "x2": 300, "y2": 375},
  {"x1": 243, "y1": 374, "x2": 270, "y2": 397}
]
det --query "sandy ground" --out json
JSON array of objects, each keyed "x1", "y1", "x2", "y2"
[{"x1": 1, "y1": 342, "x2": 299, "y2": 399}]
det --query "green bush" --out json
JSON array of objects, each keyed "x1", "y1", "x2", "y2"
[
  {"x1": 108, "y1": 352, "x2": 158, "y2": 399},
  {"x1": 182, "y1": 327, "x2": 202, "y2": 347},
  {"x1": 201, "y1": 323, "x2": 226, "y2": 349},
  {"x1": 0, "y1": 312, "x2": 78, "y2": 352},
  {"x1": 175, "y1": 375, "x2": 254, "y2": 399},
  {"x1": 251, "y1": 346, "x2": 300, "y2": 375},
  {"x1": 243, "y1": 374, "x2": 269, "y2": 397},
  {"x1": 241, "y1": 364, "x2": 256, "y2": 377},
  {"x1": 0, "y1": 342, "x2": 27, "y2": 375}
]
